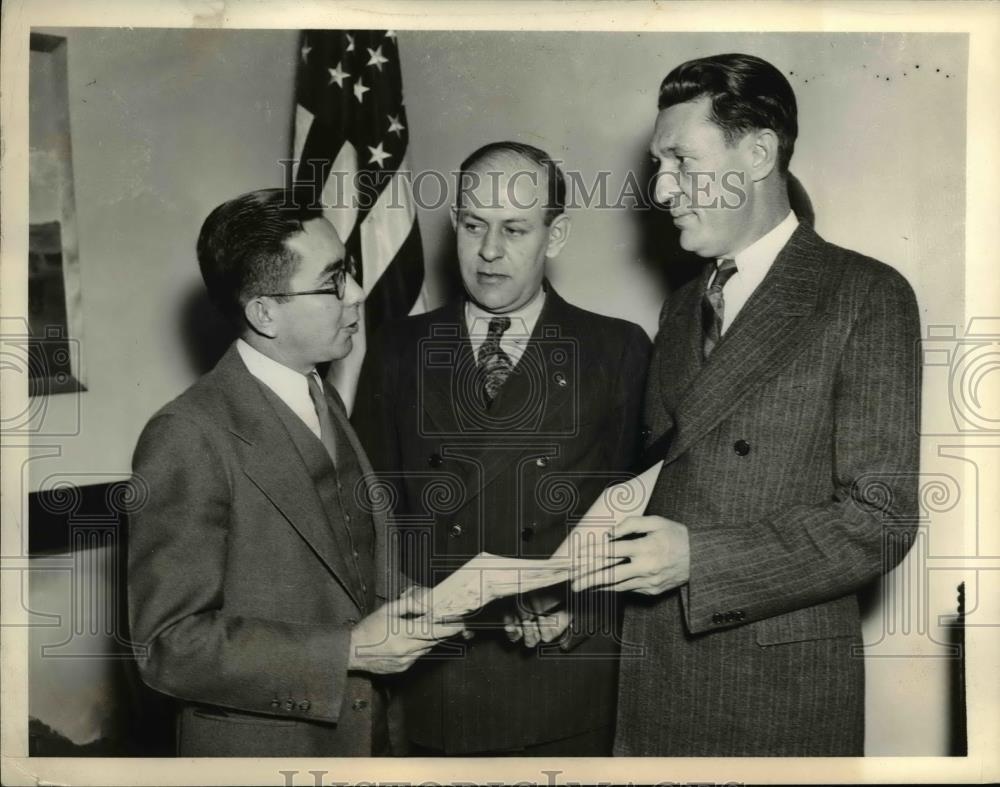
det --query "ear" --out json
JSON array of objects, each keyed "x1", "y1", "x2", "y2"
[
  {"x1": 748, "y1": 128, "x2": 780, "y2": 182},
  {"x1": 449, "y1": 205, "x2": 459, "y2": 232},
  {"x1": 544, "y1": 213, "x2": 572, "y2": 259},
  {"x1": 243, "y1": 296, "x2": 279, "y2": 339}
]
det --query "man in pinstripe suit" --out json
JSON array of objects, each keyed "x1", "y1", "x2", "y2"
[{"x1": 573, "y1": 53, "x2": 921, "y2": 755}]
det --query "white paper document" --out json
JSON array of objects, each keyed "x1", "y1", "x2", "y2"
[{"x1": 422, "y1": 461, "x2": 663, "y2": 620}]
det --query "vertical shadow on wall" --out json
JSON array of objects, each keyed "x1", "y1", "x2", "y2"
[{"x1": 180, "y1": 286, "x2": 237, "y2": 376}]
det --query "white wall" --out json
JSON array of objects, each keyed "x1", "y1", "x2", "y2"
[{"x1": 28, "y1": 27, "x2": 299, "y2": 494}]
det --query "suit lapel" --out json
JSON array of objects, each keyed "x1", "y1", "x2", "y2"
[
  {"x1": 663, "y1": 225, "x2": 825, "y2": 466},
  {"x1": 657, "y1": 263, "x2": 714, "y2": 415},
  {"x1": 214, "y1": 347, "x2": 363, "y2": 609},
  {"x1": 417, "y1": 300, "x2": 474, "y2": 436}
]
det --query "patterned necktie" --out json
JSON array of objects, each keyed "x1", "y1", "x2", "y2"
[
  {"x1": 306, "y1": 371, "x2": 338, "y2": 466},
  {"x1": 701, "y1": 258, "x2": 738, "y2": 359},
  {"x1": 477, "y1": 316, "x2": 513, "y2": 405}
]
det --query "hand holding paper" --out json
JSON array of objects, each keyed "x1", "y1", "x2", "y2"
[{"x1": 569, "y1": 513, "x2": 690, "y2": 595}]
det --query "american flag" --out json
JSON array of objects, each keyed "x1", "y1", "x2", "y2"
[{"x1": 292, "y1": 29, "x2": 425, "y2": 411}]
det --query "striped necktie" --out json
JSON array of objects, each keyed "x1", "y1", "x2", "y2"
[
  {"x1": 306, "y1": 371, "x2": 338, "y2": 466},
  {"x1": 701, "y1": 258, "x2": 738, "y2": 359},
  {"x1": 478, "y1": 316, "x2": 513, "y2": 405}
]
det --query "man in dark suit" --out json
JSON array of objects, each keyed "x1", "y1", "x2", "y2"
[
  {"x1": 573, "y1": 54, "x2": 921, "y2": 756},
  {"x1": 352, "y1": 142, "x2": 651, "y2": 755},
  {"x1": 128, "y1": 188, "x2": 462, "y2": 757}
]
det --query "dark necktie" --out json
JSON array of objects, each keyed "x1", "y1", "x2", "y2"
[
  {"x1": 306, "y1": 371, "x2": 338, "y2": 466},
  {"x1": 701, "y1": 258, "x2": 738, "y2": 359},
  {"x1": 477, "y1": 316, "x2": 513, "y2": 404}
]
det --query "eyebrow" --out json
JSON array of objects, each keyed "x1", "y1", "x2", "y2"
[{"x1": 317, "y1": 258, "x2": 345, "y2": 279}]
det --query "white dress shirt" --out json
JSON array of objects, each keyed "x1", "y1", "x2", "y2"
[
  {"x1": 712, "y1": 210, "x2": 799, "y2": 335},
  {"x1": 236, "y1": 338, "x2": 322, "y2": 439},
  {"x1": 465, "y1": 288, "x2": 546, "y2": 368}
]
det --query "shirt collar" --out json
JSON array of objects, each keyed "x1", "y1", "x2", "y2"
[
  {"x1": 236, "y1": 337, "x2": 315, "y2": 411},
  {"x1": 465, "y1": 287, "x2": 547, "y2": 338},
  {"x1": 722, "y1": 210, "x2": 799, "y2": 275}
]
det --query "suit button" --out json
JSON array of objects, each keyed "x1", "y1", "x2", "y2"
[
  {"x1": 270, "y1": 699, "x2": 280, "y2": 709},
  {"x1": 283, "y1": 699, "x2": 295, "y2": 711},
  {"x1": 734, "y1": 440, "x2": 751, "y2": 456},
  {"x1": 428, "y1": 453, "x2": 443, "y2": 467},
  {"x1": 344, "y1": 513, "x2": 352, "y2": 523},
  {"x1": 535, "y1": 456, "x2": 549, "y2": 468},
  {"x1": 352, "y1": 699, "x2": 369, "y2": 711},
  {"x1": 298, "y1": 700, "x2": 311, "y2": 711},
  {"x1": 521, "y1": 524, "x2": 535, "y2": 542},
  {"x1": 361, "y1": 582, "x2": 368, "y2": 593},
  {"x1": 735, "y1": 611, "x2": 746, "y2": 621},
  {"x1": 711, "y1": 613, "x2": 724, "y2": 624},
  {"x1": 640, "y1": 427, "x2": 653, "y2": 442},
  {"x1": 448, "y1": 524, "x2": 463, "y2": 538}
]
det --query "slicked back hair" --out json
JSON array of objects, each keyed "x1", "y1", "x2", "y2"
[
  {"x1": 457, "y1": 141, "x2": 567, "y2": 225},
  {"x1": 658, "y1": 53, "x2": 798, "y2": 175},
  {"x1": 196, "y1": 188, "x2": 323, "y2": 324}
]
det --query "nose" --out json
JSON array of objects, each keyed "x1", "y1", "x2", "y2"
[
  {"x1": 653, "y1": 165, "x2": 684, "y2": 208},
  {"x1": 478, "y1": 226, "x2": 504, "y2": 263},
  {"x1": 342, "y1": 272, "x2": 364, "y2": 307}
]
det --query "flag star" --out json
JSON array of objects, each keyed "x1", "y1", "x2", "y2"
[
  {"x1": 387, "y1": 114, "x2": 405, "y2": 136},
  {"x1": 366, "y1": 45, "x2": 389, "y2": 71},
  {"x1": 368, "y1": 142, "x2": 391, "y2": 168},
  {"x1": 328, "y1": 61, "x2": 349, "y2": 88},
  {"x1": 345, "y1": 33, "x2": 355, "y2": 52},
  {"x1": 353, "y1": 79, "x2": 370, "y2": 103},
  {"x1": 300, "y1": 41, "x2": 312, "y2": 63},
  {"x1": 385, "y1": 30, "x2": 397, "y2": 40}
]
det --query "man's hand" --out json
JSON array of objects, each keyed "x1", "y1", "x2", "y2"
[
  {"x1": 347, "y1": 597, "x2": 465, "y2": 675},
  {"x1": 570, "y1": 515, "x2": 690, "y2": 596},
  {"x1": 503, "y1": 590, "x2": 572, "y2": 648}
]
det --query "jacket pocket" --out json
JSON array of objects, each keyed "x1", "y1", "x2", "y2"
[{"x1": 754, "y1": 597, "x2": 860, "y2": 646}]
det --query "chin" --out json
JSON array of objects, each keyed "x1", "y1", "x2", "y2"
[
  {"x1": 679, "y1": 232, "x2": 716, "y2": 258},
  {"x1": 471, "y1": 289, "x2": 512, "y2": 312},
  {"x1": 328, "y1": 337, "x2": 354, "y2": 361}
]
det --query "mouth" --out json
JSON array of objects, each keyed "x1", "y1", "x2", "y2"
[
  {"x1": 342, "y1": 319, "x2": 360, "y2": 334},
  {"x1": 476, "y1": 272, "x2": 509, "y2": 285},
  {"x1": 671, "y1": 211, "x2": 697, "y2": 227}
]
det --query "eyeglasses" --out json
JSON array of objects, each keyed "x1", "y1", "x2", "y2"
[{"x1": 260, "y1": 255, "x2": 359, "y2": 301}]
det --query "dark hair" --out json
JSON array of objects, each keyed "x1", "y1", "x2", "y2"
[
  {"x1": 196, "y1": 188, "x2": 323, "y2": 323},
  {"x1": 658, "y1": 53, "x2": 798, "y2": 174},
  {"x1": 457, "y1": 141, "x2": 566, "y2": 225}
]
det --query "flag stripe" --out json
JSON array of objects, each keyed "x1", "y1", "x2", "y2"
[
  {"x1": 292, "y1": 29, "x2": 425, "y2": 408},
  {"x1": 359, "y1": 168, "x2": 417, "y2": 295}
]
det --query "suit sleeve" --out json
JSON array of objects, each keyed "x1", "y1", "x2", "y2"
[
  {"x1": 683, "y1": 269, "x2": 921, "y2": 633},
  {"x1": 128, "y1": 413, "x2": 353, "y2": 723}
]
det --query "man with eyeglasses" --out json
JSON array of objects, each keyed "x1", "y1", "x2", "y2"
[{"x1": 127, "y1": 188, "x2": 464, "y2": 757}]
